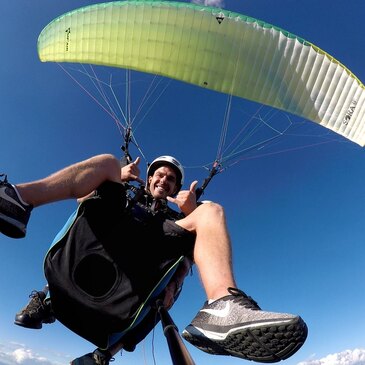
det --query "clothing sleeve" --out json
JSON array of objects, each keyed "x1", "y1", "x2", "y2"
[{"x1": 94, "y1": 181, "x2": 128, "y2": 209}]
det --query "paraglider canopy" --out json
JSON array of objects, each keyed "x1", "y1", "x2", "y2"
[{"x1": 37, "y1": 1, "x2": 365, "y2": 146}]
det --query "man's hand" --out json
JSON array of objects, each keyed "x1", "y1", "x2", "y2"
[
  {"x1": 162, "y1": 257, "x2": 192, "y2": 309},
  {"x1": 167, "y1": 180, "x2": 198, "y2": 216},
  {"x1": 121, "y1": 156, "x2": 145, "y2": 184}
]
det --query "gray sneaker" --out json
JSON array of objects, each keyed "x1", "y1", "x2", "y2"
[
  {"x1": 182, "y1": 288, "x2": 308, "y2": 363},
  {"x1": 0, "y1": 175, "x2": 32, "y2": 238}
]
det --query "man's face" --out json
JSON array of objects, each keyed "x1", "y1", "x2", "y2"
[{"x1": 148, "y1": 165, "x2": 178, "y2": 199}]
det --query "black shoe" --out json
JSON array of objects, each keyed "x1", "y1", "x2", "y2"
[
  {"x1": 70, "y1": 349, "x2": 112, "y2": 365},
  {"x1": 14, "y1": 290, "x2": 55, "y2": 329},
  {"x1": 182, "y1": 288, "x2": 308, "y2": 363},
  {"x1": 0, "y1": 174, "x2": 32, "y2": 238}
]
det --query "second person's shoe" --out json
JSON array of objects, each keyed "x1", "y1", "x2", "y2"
[
  {"x1": 0, "y1": 174, "x2": 32, "y2": 238},
  {"x1": 14, "y1": 290, "x2": 55, "y2": 329}
]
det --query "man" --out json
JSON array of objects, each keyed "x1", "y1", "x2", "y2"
[{"x1": 0, "y1": 154, "x2": 308, "y2": 363}]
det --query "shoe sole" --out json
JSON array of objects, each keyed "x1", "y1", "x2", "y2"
[
  {"x1": 0, "y1": 213, "x2": 26, "y2": 238},
  {"x1": 14, "y1": 319, "x2": 42, "y2": 330},
  {"x1": 182, "y1": 316, "x2": 308, "y2": 363},
  {"x1": 14, "y1": 317, "x2": 55, "y2": 329}
]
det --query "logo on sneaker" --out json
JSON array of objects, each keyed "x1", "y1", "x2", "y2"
[
  {"x1": 0, "y1": 187, "x2": 26, "y2": 211},
  {"x1": 200, "y1": 303, "x2": 230, "y2": 318}
]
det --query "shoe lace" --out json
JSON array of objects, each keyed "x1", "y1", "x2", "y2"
[
  {"x1": 92, "y1": 350, "x2": 114, "y2": 365},
  {"x1": 227, "y1": 287, "x2": 261, "y2": 310},
  {"x1": 21, "y1": 291, "x2": 47, "y2": 314}
]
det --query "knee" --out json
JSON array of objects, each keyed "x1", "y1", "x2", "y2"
[
  {"x1": 95, "y1": 153, "x2": 119, "y2": 164},
  {"x1": 179, "y1": 202, "x2": 226, "y2": 233},
  {"x1": 197, "y1": 201, "x2": 225, "y2": 220},
  {"x1": 87, "y1": 154, "x2": 121, "y2": 181},
  {"x1": 92, "y1": 154, "x2": 120, "y2": 170}
]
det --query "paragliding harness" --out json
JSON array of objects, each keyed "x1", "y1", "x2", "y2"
[
  {"x1": 44, "y1": 131, "x2": 216, "y2": 361},
  {"x1": 43, "y1": 143, "x2": 196, "y2": 351},
  {"x1": 43, "y1": 181, "x2": 192, "y2": 348}
]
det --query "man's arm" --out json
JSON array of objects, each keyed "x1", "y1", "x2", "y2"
[{"x1": 77, "y1": 157, "x2": 144, "y2": 204}]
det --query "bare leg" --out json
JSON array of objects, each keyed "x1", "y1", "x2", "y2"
[
  {"x1": 16, "y1": 154, "x2": 122, "y2": 207},
  {"x1": 176, "y1": 202, "x2": 236, "y2": 300}
]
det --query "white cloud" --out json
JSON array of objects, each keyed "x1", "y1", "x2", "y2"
[
  {"x1": 0, "y1": 343, "x2": 68, "y2": 365},
  {"x1": 191, "y1": 0, "x2": 225, "y2": 8},
  {"x1": 11, "y1": 349, "x2": 49, "y2": 365},
  {"x1": 298, "y1": 348, "x2": 365, "y2": 365}
]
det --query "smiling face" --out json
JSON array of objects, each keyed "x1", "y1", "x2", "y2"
[{"x1": 148, "y1": 165, "x2": 178, "y2": 199}]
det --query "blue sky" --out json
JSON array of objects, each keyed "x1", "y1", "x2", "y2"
[{"x1": 0, "y1": 1, "x2": 365, "y2": 365}]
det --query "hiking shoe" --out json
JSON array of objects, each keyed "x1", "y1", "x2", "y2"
[
  {"x1": 0, "y1": 175, "x2": 32, "y2": 238},
  {"x1": 182, "y1": 287, "x2": 308, "y2": 363},
  {"x1": 70, "y1": 349, "x2": 113, "y2": 365},
  {"x1": 14, "y1": 290, "x2": 55, "y2": 329}
]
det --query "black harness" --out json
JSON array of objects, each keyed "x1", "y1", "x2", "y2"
[
  {"x1": 44, "y1": 181, "x2": 188, "y2": 349},
  {"x1": 123, "y1": 183, "x2": 183, "y2": 223}
]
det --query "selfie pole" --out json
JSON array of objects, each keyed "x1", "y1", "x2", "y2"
[
  {"x1": 156, "y1": 300, "x2": 196, "y2": 365},
  {"x1": 70, "y1": 301, "x2": 195, "y2": 365}
]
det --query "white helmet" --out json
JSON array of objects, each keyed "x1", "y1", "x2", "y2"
[{"x1": 147, "y1": 155, "x2": 184, "y2": 192}]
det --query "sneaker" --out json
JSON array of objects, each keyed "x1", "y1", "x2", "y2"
[
  {"x1": 0, "y1": 174, "x2": 32, "y2": 238},
  {"x1": 14, "y1": 290, "x2": 55, "y2": 329},
  {"x1": 70, "y1": 349, "x2": 113, "y2": 365},
  {"x1": 182, "y1": 288, "x2": 308, "y2": 363}
]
